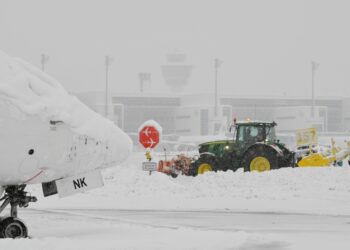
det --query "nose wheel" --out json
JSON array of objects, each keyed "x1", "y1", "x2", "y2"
[
  {"x1": 0, "y1": 185, "x2": 37, "y2": 238},
  {"x1": 0, "y1": 217, "x2": 27, "y2": 238}
]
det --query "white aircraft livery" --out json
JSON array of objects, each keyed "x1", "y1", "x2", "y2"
[{"x1": 0, "y1": 51, "x2": 133, "y2": 238}]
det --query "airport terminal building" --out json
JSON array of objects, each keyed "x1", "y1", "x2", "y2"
[
  {"x1": 75, "y1": 53, "x2": 350, "y2": 137},
  {"x1": 76, "y1": 92, "x2": 349, "y2": 136}
]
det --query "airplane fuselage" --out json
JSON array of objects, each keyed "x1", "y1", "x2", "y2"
[{"x1": 0, "y1": 96, "x2": 132, "y2": 186}]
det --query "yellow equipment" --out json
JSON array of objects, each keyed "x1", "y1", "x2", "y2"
[
  {"x1": 298, "y1": 139, "x2": 350, "y2": 167},
  {"x1": 298, "y1": 153, "x2": 331, "y2": 167}
]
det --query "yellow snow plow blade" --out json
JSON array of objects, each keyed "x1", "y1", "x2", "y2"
[{"x1": 298, "y1": 153, "x2": 331, "y2": 167}]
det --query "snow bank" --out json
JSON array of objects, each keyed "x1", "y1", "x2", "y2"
[
  {"x1": 0, "y1": 50, "x2": 127, "y2": 142},
  {"x1": 30, "y1": 153, "x2": 350, "y2": 216}
]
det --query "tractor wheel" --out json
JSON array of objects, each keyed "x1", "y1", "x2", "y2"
[
  {"x1": 170, "y1": 173, "x2": 178, "y2": 178},
  {"x1": 197, "y1": 162, "x2": 213, "y2": 175},
  {"x1": 243, "y1": 146, "x2": 278, "y2": 172}
]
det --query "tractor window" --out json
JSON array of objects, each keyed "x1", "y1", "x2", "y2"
[
  {"x1": 266, "y1": 126, "x2": 276, "y2": 141},
  {"x1": 256, "y1": 126, "x2": 266, "y2": 141},
  {"x1": 244, "y1": 126, "x2": 259, "y2": 142},
  {"x1": 250, "y1": 127, "x2": 259, "y2": 137},
  {"x1": 237, "y1": 124, "x2": 276, "y2": 143},
  {"x1": 230, "y1": 125, "x2": 237, "y2": 140},
  {"x1": 238, "y1": 125, "x2": 256, "y2": 142},
  {"x1": 237, "y1": 125, "x2": 266, "y2": 142},
  {"x1": 237, "y1": 126, "x2": 245, "y2": 141}
]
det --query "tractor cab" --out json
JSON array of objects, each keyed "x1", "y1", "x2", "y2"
[{"x1": 232, "y1": 121, "x2": 277, "y2": 147}]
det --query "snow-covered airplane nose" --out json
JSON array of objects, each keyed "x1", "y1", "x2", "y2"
[
  {"x1": 0, "y1": 50, "x2": 133, "y2": 186},
  {"x1": 107, "y1": 124, "x2": 133, "y2": 166}
]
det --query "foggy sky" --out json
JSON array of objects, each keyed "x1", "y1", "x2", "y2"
[{"x1": 1, "y1": 0, "x2": 350, "y2": 98}]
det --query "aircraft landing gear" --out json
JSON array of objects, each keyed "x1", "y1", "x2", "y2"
[{"x1": 0, "y1": 185, "x2": 37, "y2": 238}]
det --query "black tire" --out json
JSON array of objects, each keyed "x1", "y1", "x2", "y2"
[
  {"x1": 170, "y1": 173, "x2": 178, "y2": 178},
  {"x1": 0, "y1": 217, "x2": 28, "y2": 238},
  {"x1": 190, "y1": 155, "x2": 216, "y2": 176},
  {"x1": 242, "y1": 145, "x2": 278, "y2": 172}
]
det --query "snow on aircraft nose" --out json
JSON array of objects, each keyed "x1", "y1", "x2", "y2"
[
  {"x1": 107, "y1": 124, "x2": 133, "y2": 166},
  {"x1": 0, "y1": 50, "x2": 133, "y2": 186}
]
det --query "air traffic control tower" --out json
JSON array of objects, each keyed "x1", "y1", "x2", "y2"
[{"x1": 161, "y1": 53, "x2": 193, "y2": 93}]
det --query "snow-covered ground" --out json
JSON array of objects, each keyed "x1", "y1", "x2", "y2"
[
  {"x1": 1, "y1": 152, "x2": 350, "y2": 249},
  {"x1": 32, "y1": 153, "x2": 350, "y2": 215}
]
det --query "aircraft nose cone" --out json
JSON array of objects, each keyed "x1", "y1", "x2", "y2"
[
  {"x1": 109, "y1": 126, "x2": 133, "y2": 165},
  {"x1": 117, "y1": 130, "x2": 133, "y2": 163}
]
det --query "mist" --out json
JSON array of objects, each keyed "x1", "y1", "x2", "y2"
[
  {"x1": 1, "y1": 0, "x2": 350, "y2": 136},
  {"x1": 1, "y1": 0, "x2": 350, "y2": 96},
  {"x1": 2, "y1": 1, "x2": 350, "y2": 247}
]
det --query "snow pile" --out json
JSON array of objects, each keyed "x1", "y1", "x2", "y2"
[
  {"x1": 18, "y1": 154, "x2": 350, "y2": 249},
  {"x1": 31, "y1": 153, "x2": 350, "y2": 215},
  {"x1": 0, "y1": 50, "x2": 129, "y2": 143}
]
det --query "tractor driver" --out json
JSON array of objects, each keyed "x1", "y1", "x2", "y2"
[
  {"x1": 244, "y1": 127, "x2": 254, "y2": 143},
  {"x1": 256, "y1": 127, "x2": 266, "y2": 142},
  {"x1": 244, "y1": 126, "x2": 265, "y2": 143}
]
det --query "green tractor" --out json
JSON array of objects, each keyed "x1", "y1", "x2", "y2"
[{"x1": 189, "y1": 121, "x2": 295, "y2": 175}]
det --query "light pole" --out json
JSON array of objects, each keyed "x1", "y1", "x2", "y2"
[
  {"x1": 311, "y1": 61, "x2": 319, "y2": 118},
  {"x1": 105, "y1": 56, "x2": 113, "y2": 117},
  {"x1": 214, "y1": 58, "x2": 223, "y2": 116},
  {"x1": 138, "y1": 72, "x2": 151, "y2": 93},
  {"x1": 41, "y1": 54, "x2": 49, "y2": 72}
]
